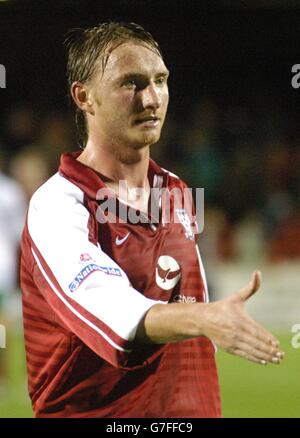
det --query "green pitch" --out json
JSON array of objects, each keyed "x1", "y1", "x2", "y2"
[
  {"x1": 216, "y1": 332, "x2": 300, "y2": 418},
  {"x1": 0, "y1": 332, "x2": 298, "y2": 418}
]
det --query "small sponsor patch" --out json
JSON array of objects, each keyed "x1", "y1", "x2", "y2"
[
  {"x1": 172, "y1": 294, "x2": 196, "y2": 303},
  {"x1": 79, "y1": 253, "x2": 94, "y2": 263},
  {"x1": 69, "y1": 263, "x2": 122, "y2": 292}
]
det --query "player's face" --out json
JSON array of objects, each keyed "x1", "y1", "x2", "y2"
[{"x1": 88, "y1": 42, "x2": 169, "y2": 151}]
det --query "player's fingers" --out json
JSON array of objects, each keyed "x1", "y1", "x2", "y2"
[
  {"x1": 236, "y1": 339, "x2": 284, "y2": 364},
  {"x1": 237, "y1": 271, "x2": 261, "y2": 302},
  {"x1": 231, "y1": 349, "x2": 269, "y2": 365}
]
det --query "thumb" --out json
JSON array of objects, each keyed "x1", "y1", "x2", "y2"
[{"x1": 238, "y1": 270, "x2": 262, "y2": 302}]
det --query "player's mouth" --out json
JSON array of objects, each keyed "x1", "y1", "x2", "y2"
[{"x1": 134, "y1": 116, "x2": 160, "y2": 128}]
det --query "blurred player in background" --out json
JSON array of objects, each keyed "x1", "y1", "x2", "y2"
[
  {"x1": 0, "y1": 151, "x2": 26, "y2": 384},
  {"x1": 20, "y1": 22, "x2": 284, "y2": 418}
]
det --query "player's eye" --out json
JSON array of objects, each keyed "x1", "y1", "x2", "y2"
[
  {"x1": 123, "y1": 79, "x2": 137, "y2": 89},
  {"x1": 155, "y1": 76, "x2": 167, "y2": 86}
]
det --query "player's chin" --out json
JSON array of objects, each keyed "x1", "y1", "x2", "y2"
[{"x1": 135, "y1": 131, "x2": 161, "y2": 148}]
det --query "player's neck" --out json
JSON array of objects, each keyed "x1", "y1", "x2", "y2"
[{"x1": 77, "y1": 139, "x2": 150, "y2": 190}]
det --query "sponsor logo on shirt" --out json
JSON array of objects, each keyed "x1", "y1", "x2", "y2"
[
  {"x1": 79, "y1": 253, "x2": 95, "y2": 263},
  {"x1": 156, "y1": 255, "x2": 181, "y2": 291},
  {"x1": 172, "y1": 294, "x2": 196, "y2": 303},
  {"x1": 69, "y1": 264, "x2": 122, "y2": 292}
]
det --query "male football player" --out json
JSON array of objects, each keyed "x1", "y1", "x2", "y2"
[{"x1": 20, "y1": 22, "x2": 284, "y2": 418}]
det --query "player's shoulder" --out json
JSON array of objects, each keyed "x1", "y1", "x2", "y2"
[{"x1": 29, "y1": 172, "x2": 84, "y2": 214}]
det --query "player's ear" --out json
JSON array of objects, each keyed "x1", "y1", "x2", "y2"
[{"x1": 70, "y1": 81, "x2": 95, "y2": 115}]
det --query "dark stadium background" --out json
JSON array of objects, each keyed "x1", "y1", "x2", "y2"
[
  {"x1": 0, "y1": 0, "x2": 299, "y2": 418},
  {"x1": 1, "y1": 1, "x2": 300, "y2": 120},
  {"x1": 1, "y1": 1, "x2": 300, "y2": 134}
]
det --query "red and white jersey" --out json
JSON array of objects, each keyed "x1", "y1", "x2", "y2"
[{"x1": 20, "y1": 152, "x2": 221, "y2": 418}]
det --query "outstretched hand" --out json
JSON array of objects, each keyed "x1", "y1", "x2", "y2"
[{"x1": 202, "y1": 271, "x2": 285, "y2": 365}]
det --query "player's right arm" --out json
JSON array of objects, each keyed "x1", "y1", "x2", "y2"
[
  {"x1": 24, "y1": 175, "x2": 165, "y2": 369},
  {"x1": 135, "y1": 271, "x2": 285, "y2": 365},
  {"x1": 25, "y1": 175, "x2": 284, "y2": 368}
]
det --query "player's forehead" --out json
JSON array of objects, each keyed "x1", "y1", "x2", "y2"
[{"x1": 102, "y1": 42, "x2": 169, "y2": 80}]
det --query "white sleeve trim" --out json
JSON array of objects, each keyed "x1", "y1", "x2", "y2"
[{"x1": 196, "y1": 244, "x2": 210, "y2": 303}]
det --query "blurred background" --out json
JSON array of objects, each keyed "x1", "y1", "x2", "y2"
[{"x1": 0, "y1": 0, "x2": 299, "y2": 418}]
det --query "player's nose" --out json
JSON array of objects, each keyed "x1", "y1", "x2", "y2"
[{"x1": 141, "y1": 84, "x2": 161, "y2": 110}]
